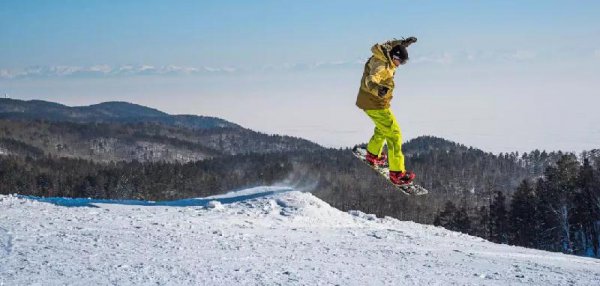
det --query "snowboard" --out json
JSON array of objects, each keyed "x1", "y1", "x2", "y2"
[{"x1": 352, "y1": 146, "x2": 429, "y2": 196}]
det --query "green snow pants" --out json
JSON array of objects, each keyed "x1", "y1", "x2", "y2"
[{"x1": 365, "y1": 108, "x2": 405, "y2": 172}]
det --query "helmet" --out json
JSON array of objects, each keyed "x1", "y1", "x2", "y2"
[{"x1": 390, "y1": 45, "x2": 408, "y2": 62}]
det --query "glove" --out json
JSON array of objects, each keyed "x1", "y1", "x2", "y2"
[
  {"x1": 378, "y1": 86, "x2": 389, "y2": 97},
  {"x1": 401, "y1": 36, "x2": 417, "y2": 47}
]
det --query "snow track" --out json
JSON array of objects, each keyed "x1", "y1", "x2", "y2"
[
  {"x1": 1, "y1": 188, "x2": 600, "y2": 285},
  {"x1": 0, "y1": 227, "x2": 13, "y2": 256}
]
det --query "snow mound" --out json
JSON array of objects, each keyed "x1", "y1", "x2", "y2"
[{"x1": 1, "y1": 188, "x2": 600, "y2": 285}]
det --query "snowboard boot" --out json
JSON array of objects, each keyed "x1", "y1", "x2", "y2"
[
  {"x1": 389, "y1": 170, "x2": 416, "y2": 186},
  {"x1": 365, "y1": 151, "x2": 387, "y2": 167}
]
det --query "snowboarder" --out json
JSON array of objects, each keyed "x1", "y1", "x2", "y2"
[{"x1": 355, "y1": 37, "x2": 417, "y2": 187}]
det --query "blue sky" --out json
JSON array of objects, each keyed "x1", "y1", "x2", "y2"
[{"x1": 2, "y1": 1, "x2": 600, "y2": 153}]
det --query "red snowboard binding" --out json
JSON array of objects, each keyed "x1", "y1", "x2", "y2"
[
  {"x1": 389, "y1": 170, "x2": 416, "y2": 186},
  {"x1": 365, "y1": 151, "x2": 387, "y2": 167}
]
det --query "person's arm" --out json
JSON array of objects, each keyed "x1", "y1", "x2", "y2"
[
  {"x1": 364, "y1": 59, "x2": 392, "y2": 97},
  {"x1": 388, "y1": 37, "x2": 417, "y2": 48}
]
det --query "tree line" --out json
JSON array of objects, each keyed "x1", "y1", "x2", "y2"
[
  {"x1": 434, "y1": 154, "x2": 600, "y2": 258},
  {"x1": 0, "y1": 141, "x2": 564, "y2": 227}
]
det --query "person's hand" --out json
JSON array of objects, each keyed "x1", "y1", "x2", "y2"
[
  {"x1": 402, "y1": 37, "x2": 417, "y2": 47},
  {"x1": 378, "y1": 86, "x2": 389, "y2": 97}
]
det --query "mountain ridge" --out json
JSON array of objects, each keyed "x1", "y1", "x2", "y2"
[
  {"x1": 0, "y1": 99, "x2": 323, "y2": 161},
  {"x1": 0, "y1": 98, "x2": 239, "y2": 130}
]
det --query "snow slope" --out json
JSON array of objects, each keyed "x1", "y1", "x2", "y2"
[{"x1": 1, "y1": 187, "x2": 599, "y2": 285}]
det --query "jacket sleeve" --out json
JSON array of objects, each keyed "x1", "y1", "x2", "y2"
[{"x1": 364, "y1": 59, "x2": 391, "y2": 94}]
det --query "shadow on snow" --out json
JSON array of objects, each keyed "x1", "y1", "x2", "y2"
[{"x1": 19, "y1": 186, "x2": 295, "y2": 208}]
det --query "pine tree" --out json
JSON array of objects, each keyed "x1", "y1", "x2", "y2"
[
  {"x1": 453, "y1": 205, "x2": 472, "y2": 234},
  {"x1": 536, "y1": 155, "x2": 579, "y2": 253},
  {"x1": 433, "y1": 201, "x2": 472, "y2": 234},
  {"x1": 570, "y1": 159, "x2": 600, "y2": 256},
  {"x1": 434, "y1": 201, "x2": 457, "y2": 229},
  {"x1": 489, "y1": 191, "x2": 508, "y2": 243},
  {"x1": 509, "y1": 180, "x2": 538, "y2": 247},
  {"x1": 473, "y1": 205, "x2": 490, "y2": 239}
]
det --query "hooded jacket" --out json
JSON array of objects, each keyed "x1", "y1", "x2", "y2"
[{"x1": 356, "y1": 40, "x2": 403, "y2": 110}]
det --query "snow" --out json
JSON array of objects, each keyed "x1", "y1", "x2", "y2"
[{"x1": 1, "y1": 187, "x2": 599, "y2": 285}]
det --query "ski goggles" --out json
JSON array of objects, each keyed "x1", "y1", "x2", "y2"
[{"x1": 392, "y1": 55, "x2": 408, "y2": 64}]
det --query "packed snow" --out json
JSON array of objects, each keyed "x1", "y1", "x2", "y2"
[{"x1": 1, "y1": 186, "x2": 599, "y2": 285}]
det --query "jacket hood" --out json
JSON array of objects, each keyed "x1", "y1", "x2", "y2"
[
  {"x1": 371, "y1": 39, "x2": 405, "y2": 65},
  {"x1": 371, "y1": 44, "x2": 391, "y2": 63}
]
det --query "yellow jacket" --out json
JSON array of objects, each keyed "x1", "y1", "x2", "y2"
[{"x1": 355, "y1": 40, "x2": 403, "y2": 110}]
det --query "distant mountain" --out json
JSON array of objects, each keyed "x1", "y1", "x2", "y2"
[
  {"x1": 0, "y1": 99, "x2": 322, "y2": 162},
  {"x1": 0, "y1": 99, "x2": 238, "y2": 130},
  {"x1": 81, "y1": 101, "x2": 168, "y2": 118},
  {"x1": 403, "y1": 135, "x2": 472, "y2": 156}
]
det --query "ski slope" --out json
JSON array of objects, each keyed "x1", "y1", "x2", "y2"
[{"x1": 1, "y1": 187, "x2": 599, "y2": 285}]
